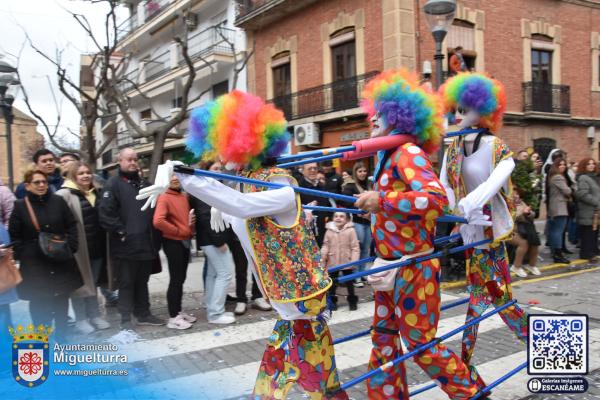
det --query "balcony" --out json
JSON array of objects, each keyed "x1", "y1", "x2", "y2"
[
  {"x1": 116, "y1": 0, "x2": 172, "y2": 41},
  {"x1": 187, "y1": 26, "x2": 235, "y2": 62},
  {"x1": 116, "y1": 131, "x2": 142, "y2": 149},
  {"x1": 523, "y1": 82, "x2": 570, "y2": 118},
  {"x1": 234, "y1": 0, "x2": 318, "y2": 29},
  {"x1": 269, "y1": 71, "x2": 379, "y2": 121}
]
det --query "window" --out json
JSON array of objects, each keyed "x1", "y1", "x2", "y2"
[
  {"x1": 172, "y1": 97, "x2": 183, "y2": 108},
  {"x1": 331, "y1": 40, "x2": 356, "y2": 81},
  {"x1": 531, "y1": 49, "x2": 552, "y2": 84},
  {"x1": 533, "y1": 138, "x2": 556, "y2": 163},
  {"x1": 272, "y1": 62, "x2": 291, "y2": 98},
  {"x1": 212, "y1": 80, "x2": 229, "y2": 99},
  {"x1": 447, "y1": 20, "x2": 476, "y2": 72},
  {"x1": 140, "y1": 109, "x2": 152, "y2": 120}
]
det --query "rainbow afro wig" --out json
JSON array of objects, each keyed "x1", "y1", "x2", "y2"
[
  {"x1": 186, "y1": 90, "x2": 290, "y2": 169},
  {"x1": 360, "y1": 69, "x2": 444, "y2": 154},
  {"x1": 439, "y1": 72, "x2": 506, "y2": 133}
]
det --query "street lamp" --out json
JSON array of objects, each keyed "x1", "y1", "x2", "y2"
[
  {"x1": 0, "y1": 59, "x2": 20, "y2": 190},
  {"x1": 423, "y1": 0, "x2": 456, "y2": 165}
]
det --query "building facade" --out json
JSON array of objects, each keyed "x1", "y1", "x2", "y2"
[
  {"x1": 0, "y1": 107, "x2": 44, "y2": 187},
  {"x1": 237, "y1": 0, "x2": 600, "y2": 168},
  {"x1": 93, "y1": 0, "x2": 247, "y2": 173}
]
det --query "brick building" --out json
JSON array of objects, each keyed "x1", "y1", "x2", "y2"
[
  {"x1": 0, "y1": 107, "x2": 44, "y2": 188},
  {"x1": 236, "y1": 0, "x2": 600, "y2": 168}
]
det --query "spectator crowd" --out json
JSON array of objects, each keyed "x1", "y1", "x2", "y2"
[{"x1": 1, "y1": 144, "x2": 599, "y2": 341}]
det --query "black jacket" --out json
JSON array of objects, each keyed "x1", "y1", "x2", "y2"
[
  {"x1": 323, "y1": 171, "x2": 343, "y2": 194},
  {"x1": 8, "y1": 191, "x2": 82, "y2": 299},
  {"x1": 70, "y1": 188, "x2": 105, "y2": 259},
  {"x1": 298, "y1": 176, "x2": 329, "y2": 246},
  {"x1": 98, "y1": 170, "x2": 160, "y2": 260},
  {"x1": 341, "y1": 180, "x2": 371, "y2": 226},
  {"x1": 189, "y1": 195, "x2": 231, "y2": 247}
]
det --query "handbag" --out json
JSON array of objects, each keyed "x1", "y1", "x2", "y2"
[
  {"x1": 24, "y1": 197, "x2": 73, "y2": 262},
  {"x1": 0, "y1": 248, "x2": 22, "y2": 293}
]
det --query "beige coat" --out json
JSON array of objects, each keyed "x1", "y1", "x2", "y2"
[
  {"x1": 320, "y1": 221, "x2": 360, "y2": 268},
  {"x1": 548, "y1": 174, "x2": 572, "y2": 218},
  {"x1": 56, "y1": 188, "x2": 109, "y2": 296}
]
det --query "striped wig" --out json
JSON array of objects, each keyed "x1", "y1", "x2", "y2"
[
  {"x1": 360, "y1": 69, "x2": 444, "y2": 155},
  {"x1": 439, "y1": 72, "x2": 506, "y2": 133},
  {"x1": 186, "y1": 90, "x2": 290, "y2": 169}
]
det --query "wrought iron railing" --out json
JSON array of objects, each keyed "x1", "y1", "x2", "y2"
[
  {"x1": 144, "y1": 50, "x2": 171, "y2": 82},
  {"x1": 116, "y1": 131, "x2": 141, "y2": 149},
  {"x1": 269, "y1": 71, "x2": 379, "y2": 121},
  {"x1": 235, "y1": 0, "x2": 277, "y2": 20},
  {"x1": 187, "y1": 26, "x2": 235, "y2": 62},
  {"x1": 523, "y1": 82, "x2": 570, "y2": 115},
  {"x1": 116, "y1": 12, "x2": 139, "y2": 41},
  {"x1": 118, "y1": 68, "x2": 139, "y2": 93}
]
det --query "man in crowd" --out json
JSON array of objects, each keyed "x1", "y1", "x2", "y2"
[
  {"x1": 297, "y1": 162, "x2": 329, "y2": 246},
  {"x1": 320, "y1": 159, "x2": 343, "y2": 194},
  {"x1": 99, "y1": 148, "x2": 163, "y2": 330},
  {"x1": 59, "y1": 152, "x2": 80, "y2": 176},
  {"x1": 14, "y1": 149, "x2": 63, "y2": 199}
]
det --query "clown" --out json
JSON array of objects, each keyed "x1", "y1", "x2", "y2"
[
  {"x1": 354, "y1": 70, "x2": 484, "y2": 399},
  {"x1": 439, "y1": 72, "x2": 528, "y2": 382},
  {"x1": 137, "y1": 90, "x2": 347, "y2": 400}
]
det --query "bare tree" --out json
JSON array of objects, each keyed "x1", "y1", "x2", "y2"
[{"x1": 16, "y1": 0, "x2": 253, "y2": 179}]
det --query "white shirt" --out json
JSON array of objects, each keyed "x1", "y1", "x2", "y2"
[{"x1": 177, "y1": 173, "x2": 312, "y2": 320}]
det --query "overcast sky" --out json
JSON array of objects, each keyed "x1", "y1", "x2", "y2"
[{"x1": 0, "y1": 0, "x2": 124, "y2": 148}]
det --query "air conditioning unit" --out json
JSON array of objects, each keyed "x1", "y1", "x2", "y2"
[
  {"x1": 294, "y1": 123, "x2": 320, "y2": 146},
  {"x1": 185, "y1": 13, "x2": 198, "y2": 31}
]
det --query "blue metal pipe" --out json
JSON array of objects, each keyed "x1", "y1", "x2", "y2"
[
  {"x1": 332, "y1": 297, "x2": 469, "y2": 346},
  {"x1": 278, "y1": 152, "x2": 343, "y2": 168},
  {"x1": 328, "y1": 256, "x2": 377, "y2": 273},
  {"x1": 338, "y1": 239, "x2": 492, "y2": 283},
  {"x1": 471, "y1": 361, "x2": 528, "y2": 400},
  {"x1": 339, "y1": 300, "x2": 516, "y2": 391},
  {"x1": 408, "y1": 382, "x2": 437, "y2": 397}
]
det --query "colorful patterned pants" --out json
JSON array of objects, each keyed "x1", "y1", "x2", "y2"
[
  {"x1": 252, "y1": 294, "x2": 348, "y2": 400},
  {"x1": 462, "y1": 243, "x2": 528, "y2": 370},
  {"x1": 367, "y1": 259, "x2": 481, "y2": 399}
]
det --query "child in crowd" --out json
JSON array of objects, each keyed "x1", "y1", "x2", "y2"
[{"x1": 321, "y1": 212, "x2": 360, "y2": 311}]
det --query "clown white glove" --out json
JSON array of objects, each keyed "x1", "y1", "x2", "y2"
[
  {"x1": 137, "y1": 160, "x2": 184, "y2": 211},
  {"x1": 458, "y1": 199, "x2": 492, "y2": 227},
  {"x1": 210, "y1": 207, "x2": 230, "y2": 233},
  {"x1": 459, "y1": 223, "x2": 478, "y2": 245}
]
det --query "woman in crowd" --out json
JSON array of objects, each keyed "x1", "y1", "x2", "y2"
[
  {"x1": 9, "y1": 170, "x2": 81, "y2": 342},
  {"x1": 341, "y1": 161, "x2": 372, "y2": 287},
  {"x1": 509, "y1": 189, "x2": 541, "y2": 277},
  {"x1": 153, "y1": 173, "x2": 197, "y2": 329},
  {"x1": 0, "y1": 223, "x2": 18, "y2": 338},
  {"x1": 57, "y1": 161, "x2": 111, "y2": 334},
  {"x1": 575, "y1": 158, "x2": 600, "y2": 261},
  {"x1": 189, "y1": 161, "x2": 236, "y2": 325},
  {"x1": 546, "y1": 158, "x2": 572, "y2": 264}
]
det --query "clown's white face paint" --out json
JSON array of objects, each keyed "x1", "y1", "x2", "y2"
[
  {"x1": 370, "y1": 112, "x2": 389, "y2": 138},
  {"x1": 224, "y1": 161, "x2": 240, "y2": 171},
  {"x1": 455, "y1": 107, "x2": 481, "y2": 130}
]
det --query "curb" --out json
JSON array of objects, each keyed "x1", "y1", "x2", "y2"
[{"x1": 440, "y1": 259, "x2": 589, "y2": 290}]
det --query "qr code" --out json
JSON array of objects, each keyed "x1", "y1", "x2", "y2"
[{"x1": 528, "y1": 314, "x2": 588, "y2": 375}]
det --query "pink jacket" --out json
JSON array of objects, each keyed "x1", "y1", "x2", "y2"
[
  {"x1": 320, "y1": 221, "x2": 360, "y2": 268},
  {"x1": 0, "y1": 177, "x2": 15, "y2": 227}
]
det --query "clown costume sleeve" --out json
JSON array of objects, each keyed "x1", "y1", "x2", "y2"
[{"x1": 378, "y1": 144, "x2": 447, "y2": 220}]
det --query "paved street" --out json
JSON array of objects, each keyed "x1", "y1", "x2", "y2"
[{"x1": 5, "y1": 247, "x2": 600, "y2": 399}]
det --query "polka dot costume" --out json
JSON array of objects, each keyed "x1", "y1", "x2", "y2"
[
  {"x1": 372, "y1": 143, "x2": 447, "y2": 259},
  {"x1": 367, "y1": 143, "x2": 484, "y2": 399}
]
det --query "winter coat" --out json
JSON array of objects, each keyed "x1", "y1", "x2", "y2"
[
  {"x1": 56, "y1": 182, "x2": 107, "y2": 297},
  {"x1": 8, "y1": 191, "x2": 82, "y2": 300},
  {"x1": 341, "y1": 179, "x2": 372, "y2": 226},
  {"x1": 189, "y1": 195, "x2": 231, "y2": 247},
  {"x1": 0, "y1": 177, "x2": 15, "y2": 227},
  {"x1": 547, "y1": 174, "x2": 572, "y2": 218},
  {"x1": 323, "y1": 171, "x2": 343, "y2": 194},
  {"x1": 98, "y1": 170, "x2": 161, "y2": 261},
  {"x1": 320, "y1": 221, "x2": 360, "y2": 268},
  {"x1": 575, "y1": 173, "x2": 600, "y2": 226},
  {"x1": 153, "y1": 189, "x2": 193, "y2": 241}
]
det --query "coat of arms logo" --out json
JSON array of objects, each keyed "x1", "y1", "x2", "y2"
[{"x1": 9, "y1": 324, "x2": 51, "y2": 388}]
